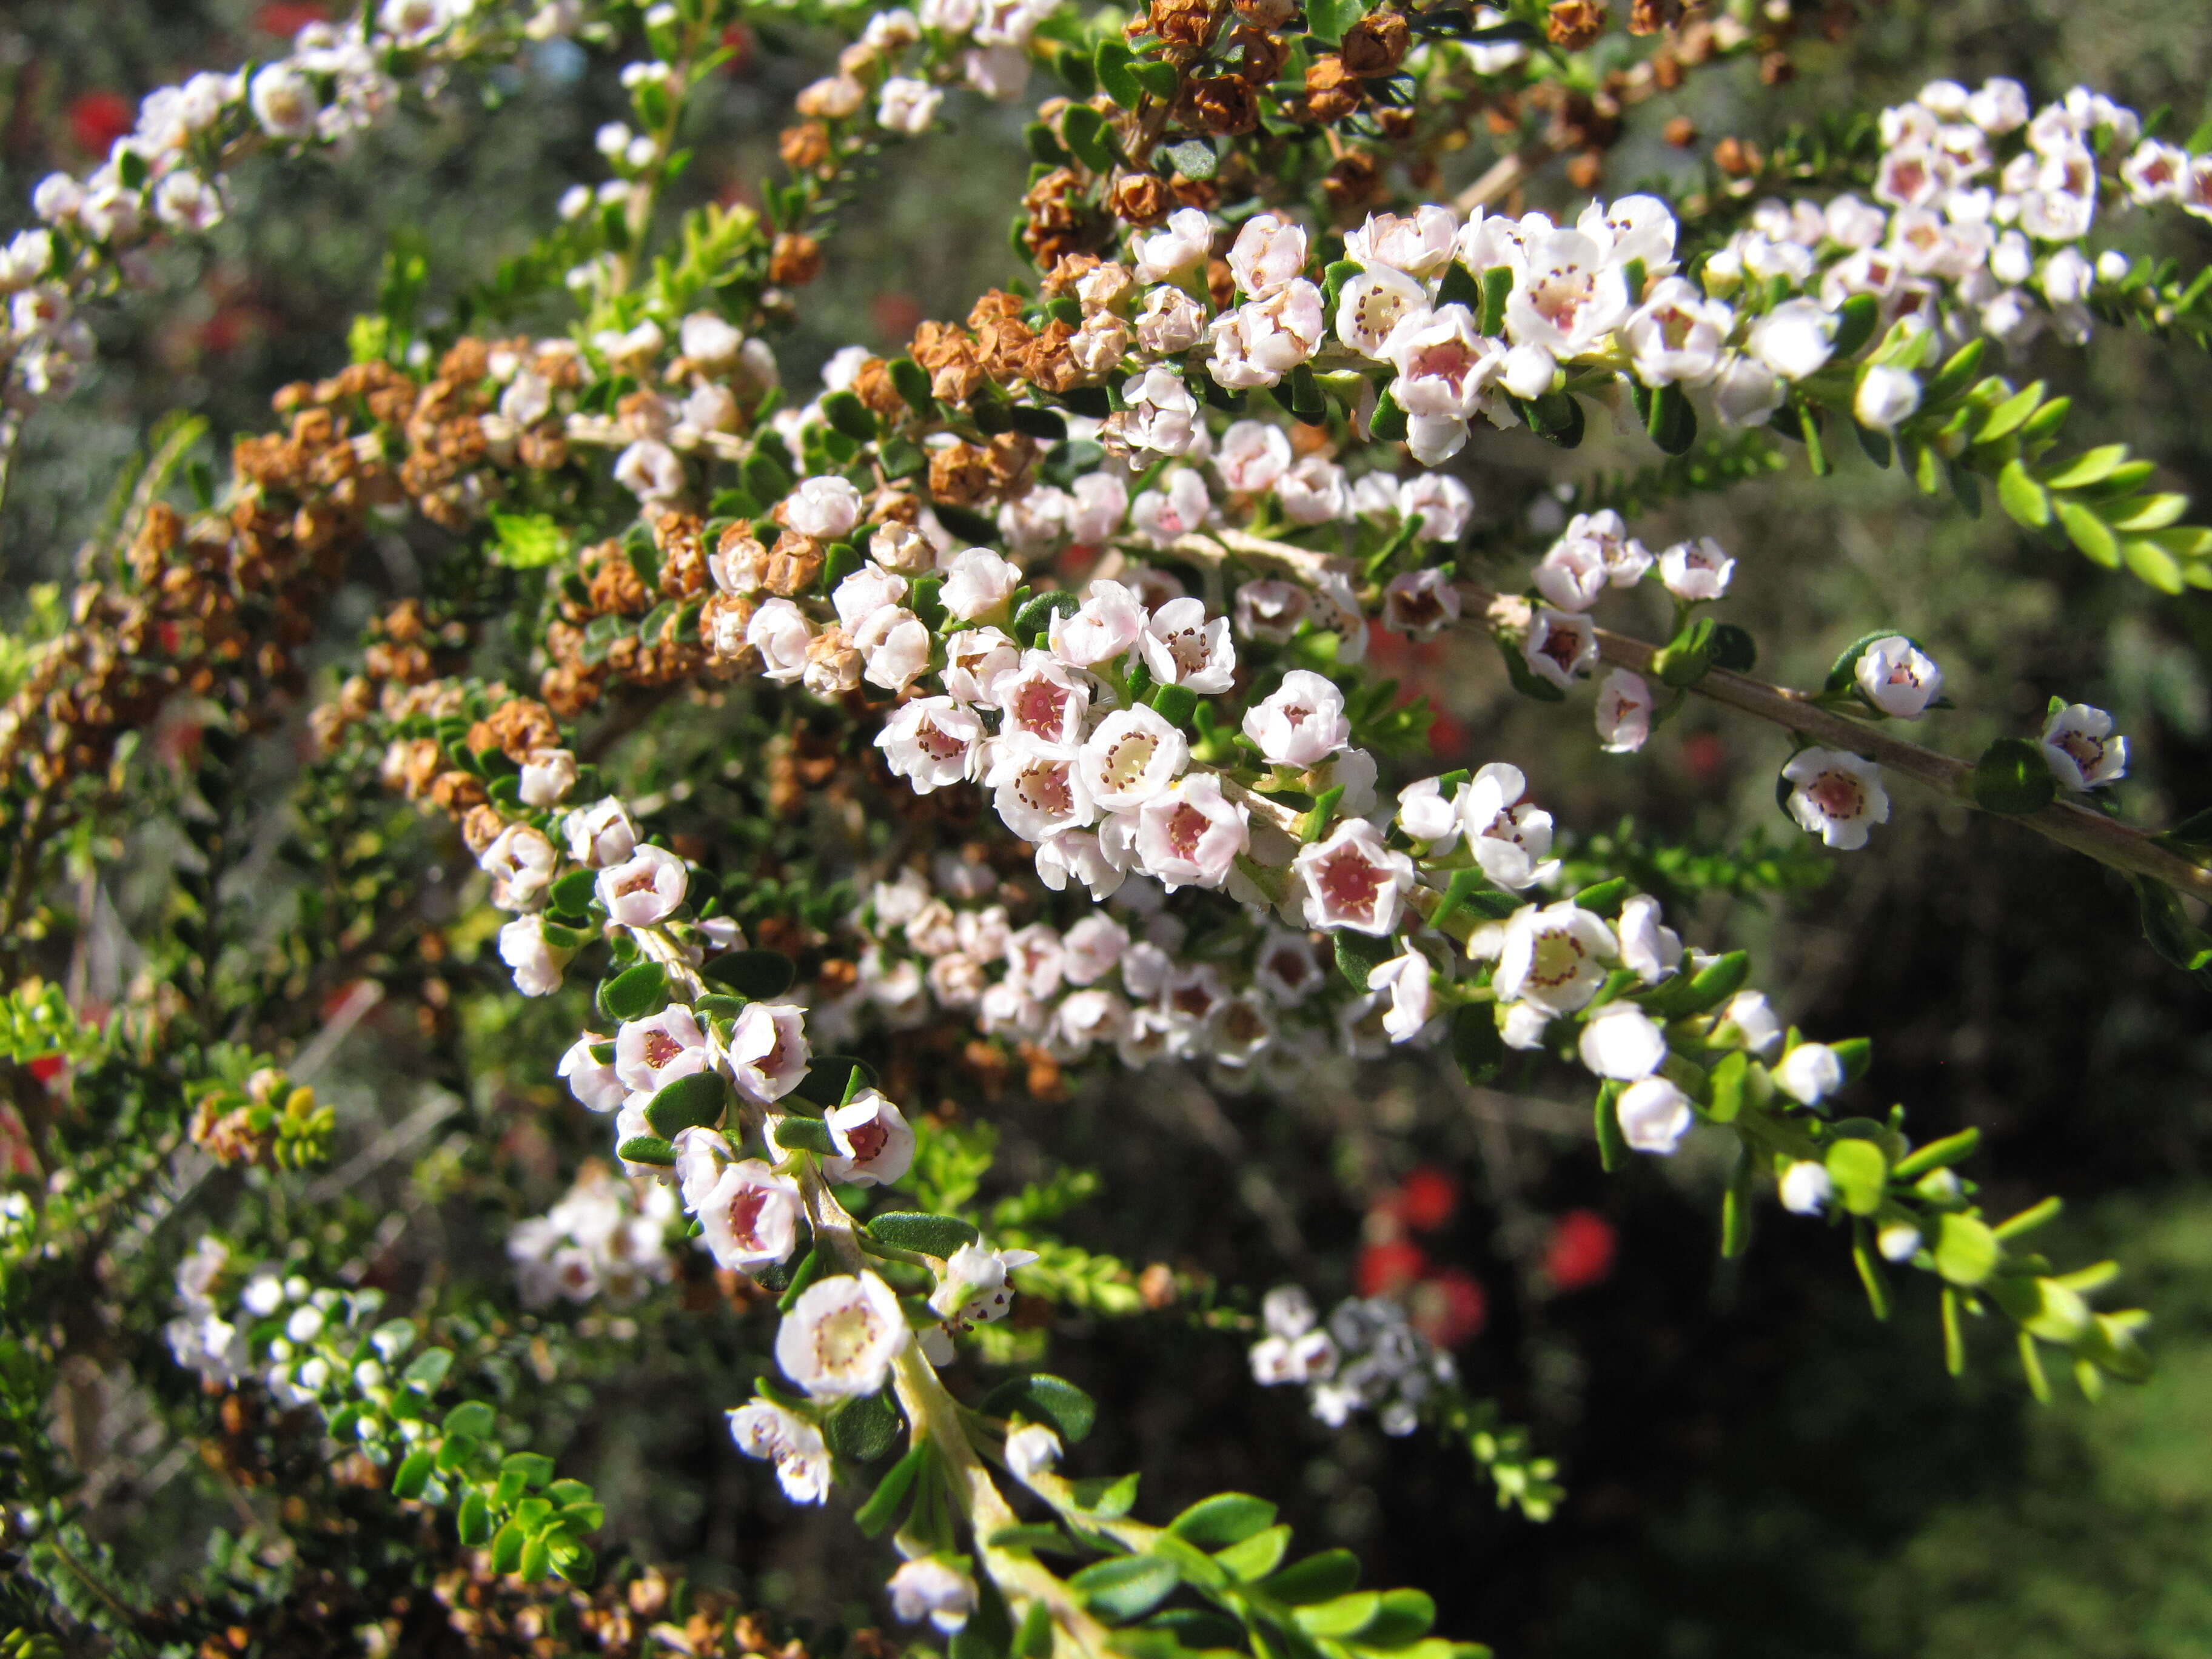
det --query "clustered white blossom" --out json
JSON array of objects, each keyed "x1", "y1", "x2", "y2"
[
  {"x1": 1248, "y1": 1285, "x2": 1455, "y2": 1437},
  {"x1": 10, "y1": 1, "x2": 508, "y2": 450},
  {"x1": 506, "y1": 1163, "x2": 679, "y2": 1308}
]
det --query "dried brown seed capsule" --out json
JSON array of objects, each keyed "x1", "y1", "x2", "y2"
[{"x1": 1545, "y1": 0, "x2": 1607, "y2": 49}]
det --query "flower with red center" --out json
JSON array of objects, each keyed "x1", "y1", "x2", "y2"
[
  {"x1": 1334, "y1": 265, "x2": 1432, "y2": 358},
  {"x1": 823, "y1": 1089, "x2": 916, "y2": 1186},
  {"x1": 1049, "y1": 578, "x2": 1147, "y2": 668},
  {"x1": 595, "y1": 843, "x2": 689, "y2": 927},
  {"x1": 697, "y1": 1159, "x2": 804, "y2": 1273},
  {"x1": 1244, "y1": 669, "x2": 1352, "y2": 765},
  {"x1": 987, "y1": 740, "x2": 1096, "y2": 841},
  {"x1": 1544, "y1": 1209, "x2": 1616, "y2": 1292},
  {"x1": 1853, "y1": 635, "x2": 1943, "y2": 719},
  {"x1": 614, "y1": 1005, "x2": 711, "y2": 1096},
  {"x1": 1387, "y1": 304, "x2": 1504, "y2": 420},
  {"x1": 1506, "y1": 227, "x2": 1629, "y2": 356},
  {"x1": 776, "y1": 1272, "x2": 909, "y2": 1399},
  {"x1": 991, "y1": 657, "x2": 1090, "y2": 749},
  {"x1": 2040, "y1": 702, "x2": 2126, "y2": 789},
  {"x1": 1382, "y1": 570, "x2": 1463, "y2": 640},
  {"x1": 1294, "y1": 820, "x2": 1416, "y2": 935},
  {"x1": 1781, "y1": 748, "x2": 1890, "y2": 850},
  {"x1": 878, "y1": 697, "x2": 983, "y2": 794},
  {"x1": 1522, "y1": 606, "x2": 1597, "y2": 688},
  {"x1": 1134, "y1": 773, "x2": 1248, "y2": 890},
  {"x1": 728, "y1": 1000, "x2": 810, "y2": 1104},
  {"x1": 1139, "y1": 597, "x2": 1236, "y2": 693},
  {"x1": 1596, "y1": 669, "x2": 1653, "y2": 754}
]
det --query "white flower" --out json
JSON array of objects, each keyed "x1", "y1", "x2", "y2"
[
  {"x1": 1067, "y1": 472, "x2": 1129, "y2": 544},
  {"x1": 517, "y1": 748, "x2": 578, "y2": 809},
  {"x1": 1578, "y1": 1003, "x2": 1667, "y2": 1079},
  {"x1": 855, "y1": 606, "x2": 934, "y2": 694},
  {"x1": 1461, "y1": 763, "x2": 1557, "y2": 890},
  {"x1": 1854, "y1": 635, "x2": 1943, "y2": 719},
  {"x1": 1711, "y1": 354, "x2": 1785, "y2": 428},
  {"x1": 833, "y1": 566, "x2": 907, "y2": 630},
  {"x1": 879, "y1": 698, "x2": 983, "y2": 794},
  {"x1": 1623, "y1": 277, "x2": 1732, "y2": 386},
  {"x1": 2040, "y1": 702, "x2": 2126, "y2": 789},
  {"x1": 1050, "y1": 578, "x2": 1147, "y2": 666},
  {"x1": 1335, "y1": 265, "x2": 1432, "y2": 359},
  {"x1": 1279, "y1": 456, "x2": 1348, "y2": 524},
  {"x1": 1776, "y1": 1041, "x2": 1846, "y2": 1107},
  {"x1": 1130, "y1": 469, "x2": 1213, "y2": 548},
  {"x1": 498, "y1": 916, "x2": 569, "y2": 997},
  {"x1": 1783, "y1": 749, "x2": 1890, "y2": 850},
  {"x1": 1367, "y1": 950, "x2": 1433, "y2": 1042},
  {"x1": 1853, "y1": 366, "x2": 1922, "y2": 432},
  {"x1": 481, "y1": 824, "x2": 558, "y2": 907},
  {"x1": 1134, "y1": 773, "x2": 1248, "y2": 890},
  {"x1": 1208, "y1": 283, "x2": 1326, "y2": 387},
  {"x1": 1523, "y1": 607, "x2": 1597, "y2": 688},
  {"x1": 1079, "y1": 706, "x2": 1188, "y2": 810},
  {"x1": 558, "y1": 1034, "x2": 625, "y2": 1113},
  {"x1": 1748, "y1": 298, "x2": 1834, "y2": 380},
  {"x1": 989, "y1": 741, "x2": 1096, "y2": 840},
  {"x1": 1396, "y1": 776, "x2": 1464, "y2": 850},
  {"x1": 1595, "y1": 669, "x2": 1652, "y2": 754},
  {"x1": 1387, "y1": 305, "x2": 1504, "y2": 420},
  {"x1": 1131, "y1": 207, "x2": 1213, "y2": 283},
  {"x1": 878, "y1": 75, "x2": 942, "y2": 133},
  {"x1": 1778, "y1": 1160, "x2": 1833, "y2": 1215},
  {"x1": 823, "y1": 1090, "x2": 916, "y2": 1186},
  {"x1": 1498, "y1": 229, "x2": 1621, "y2": 360},
  {"x1": 1250, "y1": 1326, "x2": 1339, "y2": 1384},
  {"x1": 1244, "y1": 669, "x2": 1351, "y2": 765},
  {"x1": 615, "y1": 1004, "x2": 712, "y2": 1096},
  {"x1": 1718, "y1": 991, "x2": 1783, "y2": 1057},
  {"x1": 1228, "y1": 212, "x2": 1309, "y2": 299},
  {"x1": 249, "y1": 65, "x2": 319, "y2": 138},
  {"x1": 614, "y1": 439, "x2": 685, "y2": 502},
  {"x1": 696, "y1": 1160, "x2": 804, "y2": 1273},
  {"x1": 597, "y1": 843, "x2": 688, "y2": 927},
  {"x1": 1217, "y1": 420, "x2": 1293, "y2": 493},
  {"x1": 1534, "y1": 536, "x2": 1609, "y2": 613},
  {"x1": 1346, "y1": 206, "x2": 1459, "y2": 277},
  {"x1": 728, "y1": 1400, "x2": 833, "y2": 1504},
  {"x1": 1617, "y1": 1076, "x2": 1694, "y2": 1154},
  {"x1": 776, "y1": 1272, "x2": 909, "y2": 1399},
  {"x1": 1122, "y1": 365, "x2": 1202, "y2": 455},
  {"x1": 1295, "y1": 820, "x2": 1416, "y2": 936},
  {"x1": 153, "y1": 171, "x2": 224, "y2": 232},
  {"x1": 565, "y1": 797, "x2": 639, "y2": 868},
  {"x1": 1657, "y1": 537, "x2": 1734, "y2": 602},
  {"x1": 994, "y1": 655, "x2": 1091, "y2": 749},
  {"x1": 888, "y1": 1559, "x2": 977, "y2": 1634},
  {"x1": 786, "y1": 477, "x2": 863, "y2": 540},
  {"x1": 728, "y1": 1001, "x2": 811, "y2": 1104},
  {"x1": 941, "y1": 628, "x2": 1021, "y2": 706},
  {"x1": 1382, "y1": 569, "x2": 1463, "y2": 638},
  {"x1": 1134, "y1": 286, "x2": 1208, "y2": 355},
  {"x1": 1139, "y1": 597, "x2": 1236, "y2": 694},
  {"x1": 1396, "y1": 473, "x2": 1474, "y2": 541},
  {"x1": 1877, "y1": 1221, "x2": 1924, "y2": 1262},
  {"x1": 1615, "y1": 894, "x2": 1682, "y2": 983},
  {"x1": 1005, "y1": 1421, "x2": 1063, "y2": 1482},
  {"x1": 1495, "y1": 902, "x2": 1617, "y2": 1015},
  {"x1": 940, "y1": 547, "x2": 1023, "y2": 622},
  {"x1": 1034, "y1": 829, "x2": 1128, "y2": 901},
  {"x1": 747, "y1": 597, "x2": 814, "y2": 681}
]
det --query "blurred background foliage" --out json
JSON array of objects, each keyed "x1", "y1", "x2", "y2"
[{"x1": 6, "y1": 1, "x2": 2212, "y2": 1655}]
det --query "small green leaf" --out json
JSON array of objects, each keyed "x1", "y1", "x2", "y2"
[
  {"x1": 1131, "y1": 59, "x2": 1179, "y2": 99},
  {"x1": 703, "y1": 944, "x2": 791, "y2": 994},
  {"x1": 1891, "y1": 1128, "x2": 1980, "y2": 1181},
  {"x1": 403, "y1": 1348, "x2": 453, "y2": 1393},
  {"x1": 393, "y1": 1448, "x2": 436, "y2": 1500},
  {"x1": 489, "y1": 510, "x2": 569, "y2": 569},
  {"x1": 597, "y1": 961, "x2": 671, "y2": 1022},
  {"x1": 1062, "y1": 104, "x2": 1116, "y2": 172},
  {"x1": 1213, "y1": 1523, "x2": 1292, "y2": 1581},
  {"x1": 1969, "y1": 738, "x2": 2057, "y2": 815},
  {"x1": 1258, "y1": 1550, "x2": 1362, "y2": 1606},
  {"x1": 793, "y1": 1054, "x2": 879, "y2": 1105},
  {"x1": 1070, "y1": 1470, "x2": 1141, "y2": 1518},
  {"x1": 1094, "y1": 39, "x2": 1141, "y2": 107},
  {"x1": 646, "y1": 1070, "x2": 728, "y2": 1138},
  {"x1": 825, "y1": 1389, "x2": 903, "y2": 1462},
  {"x1": 980, "y1": 1373, "x2": 1098, "y2": 1443},
  {"x1": 1934, "y1": 1213, "x2": 2001, "y2": 1287},
  {"x1": 490, "y1": 1519, "x2": 526, "y2": 1575},
  {"x1": 857, "y1": 1443, "x2": 929, "y2": 1537},
  {"x1": 1169, "y1": 1492, "x2": 1278, "y2": 1547},
  {"x1": 2056, "y1": 498, "x2": 2121, "y2": 568},
  {"x1": 1071, "y1": 1554, "x2": 1180, "y2": 1623},
  {"x1": 868, "y1": 1212, "x2": 982, "y2": 1257},
  {"x1": 1448, "y1": 1003, "x2": 1503, "y2": 1086},
  {"x1": 1997, "y1": 459, "x2": 2052, "y2": 528},
  {"x1": 822, "y1": 389, "x2": 879, "y2": 441},
  {"x1": 773, "y1": 1116, "x2": 838, "y2": 1155},
  {"x1": 518, "y1": 1529, "x2": 552, "y2": 1582},
  {"x1": 1160, "y1": 136, "x2": 1217, "y2": 180},
  {"x1": 458, "y1": 1489, "x2": 492, "y2": 1545},
  {"x1": 1824, "y1": 1138, "x2": 1888, "y2": 1217},
  {"x1": 501, "y1": 1452, "x2": 554, "y2": 1490},
  {"x1": 1295, "y1": 1592, "x2": 1383, "y2": 1638}
]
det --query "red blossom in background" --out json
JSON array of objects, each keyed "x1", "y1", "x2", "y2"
[
  {"x1": 1396, "y1": 1165, "x2": 1457, "y2": 1231},
  {"x1": 1544, "y1": 1208, "x2": 1618, "y2": 1293},
  {"x1": 253, "y1": 1, "x2": 332, "y2": 36},
  {"x1": 1356, "y1": 1239, "x2": 1427, "y2": 1298},
  {"x1": 68, "y1": 91, "x2": 133, "y2": 157}
]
